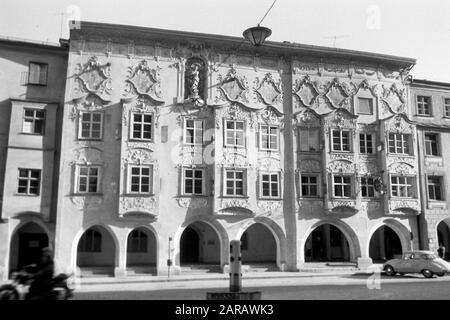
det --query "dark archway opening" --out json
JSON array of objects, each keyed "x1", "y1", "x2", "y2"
[
  {"x1": 305, "y1": 224, "x2": 350, "y2": 262},
  {"x1": 369, "y1": 226, "x2": 402, "y2": 262}
]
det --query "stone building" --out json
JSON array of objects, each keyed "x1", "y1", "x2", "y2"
[
  {"x1": 409, "y1": 78, "x2": 450, "y2": 259},
  {"x1": 0, "y1": 37, "x2": 68, "y2": 279},
  {"x1": 3, "y1": 20, "x2": 447, "y2": 280}
]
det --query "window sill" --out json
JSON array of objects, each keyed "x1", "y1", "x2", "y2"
[
  {"x1": 178, "y1": 194, "x2": 208, "y2": 198},
  {"x1": 14, "y1": 193, "x2": 39, "y2": 197},
  {"x1": 424, "y1": 155, "x2": 442, "y2": 160},
  {"x1": 77, "y1": 138, "x2": 104, "y2": 142},
  {"x1": 258, "y1": 197, "x2": 282, "y2": 201},
  {"x1": 224, "y1": 145, "x2": 246, "y2": 149},
  {"x1": 128, "y1": 138, "x2": 154, "y2": 143},
  {"x1": 72, "y1": 193, "x2": 104, "y2": 197},
  {"x1": 330, "y1": 151, "x2": 353, "y2": 154},
  {"x1": 299, "y1": 196, "x2": 322, "y2": 200},
  {"x1": 26, "y1": 83, "x2": 47, "y2": 87},
  {"x1": 123, "y1": 193, "x2": 155, "y2": 197},
  {"x1": 20, "y1": 132, "x2": 44, "y2": 136},
  {"x1": 220, "y1": 195, "x2": 249, "y2": 199},
  {"x1": 259, "y1": 148, "x2": 279, "y2": 153},
  {"x1": 297, "y1": 150, "x2": 321, "y2": 154},
  {"x1": 415, "y1": 114, "x2": 433, "y2": 118}
]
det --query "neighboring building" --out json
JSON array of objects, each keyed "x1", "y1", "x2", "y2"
[
  {"x1": 0, "y1": 37, "x2": 68, "y2": 279},
  {"x1": 409, "y1": 78, "x2": 450, "y2": 260}
]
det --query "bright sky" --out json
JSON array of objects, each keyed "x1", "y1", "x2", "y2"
[{"x1": 1, "y1": 0, "x2": 450, "y2": 82}]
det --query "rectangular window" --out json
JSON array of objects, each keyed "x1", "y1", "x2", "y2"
[
  {"x1": 80, "y1": 112, "x2": 103, "y2": 139},
  {"x1": 301, "y1": 175, "x2": 319, "y2": 197},
  {"x1": 77, "y1": 166, "x2": 100, "y2": 193},
  {"x1": 360, "y1": 177, "x2": 375, "y2": 198},
  {"x1": 332, "y1": 130, "x2": 351, "y2": 152},
  {"x1": 388, "y1": 133, "x2": 411, "y2": 155},
  {"x1": 225, "y1": 170, "x2": 245, "y2": 196},
  {"x1": 357, "y1": 98, "x2": 373, "y2": 115},
  {"x1": 333, "y1": 175, "x2": 352, "y2": 198},
  {"x1": 225, "y1": 120, "x2": 245, "y2": 147},
  {"x1": 17, "y1": 169, "x2": 41, "y2": 195},
  {"x1": 417, "y1": 96, "x2": 432, "y2": 116},
  {"x1": 359, "y1": 133, "x2": 374, "y2": 154},
  {"x1": 391, "y1": 176, "x2": 414, "y2": 198},
  {"x1": 298, "y1": 128, "x2": 320, "y2": 152},
  {"x1": 444, "y1": 98, "x2": 450, "y2": 117},
  {"x1": 260, "y1": 125, "x2": 278, "y2": 150},
  {"x1": 260, "y1": 173, "x2": 280, "y2": 198},
  {"x1": 183, "y1": 168, "x2": 204, "y2": 195},
  {"x1": 428, "y1": 176, "x2": 443, "y2": 201},
  {"x1": 131, "y1": 113, "x2": 153, "y2": 140},
  {"x1": 129, "y1": 166, "x2": 153, "y2": 194},
  {"x1": 184, "y1": 119, "x2": 203, "y2": 145},
  {"x1": 23, "y1": 109, "x2": 45, "y2": 134},
  {"x1": 28, "y1": 62, "x2": 48, "y2": 85},
  {"x1": 424, "y1": 133, "x2": 439, "y2": 156}
]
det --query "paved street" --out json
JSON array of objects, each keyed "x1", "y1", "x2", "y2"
[{"x1": 72, "y1": 274, "x2": 450, "y2": 300}]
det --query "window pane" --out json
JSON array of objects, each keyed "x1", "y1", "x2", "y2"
[{"x1": 358, "y1": 98, "x2": 372, "y2": 114}]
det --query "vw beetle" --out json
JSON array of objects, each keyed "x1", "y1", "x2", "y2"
[{"x1": 383, "y1": 250, "x2": 450, "y2": 278}]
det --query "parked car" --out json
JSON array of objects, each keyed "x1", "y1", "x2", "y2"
[{"x1": 383, "y1": 251, "x2": 450, "y2": 278}]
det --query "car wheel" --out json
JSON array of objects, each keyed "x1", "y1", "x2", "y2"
[
  {"x1": 384, "y1": 265, "x2": 396, "y2": 276},
  {"x1": 399, "y1": 273, "x2": 405, "y2": 276},
  {"x1": 422, "y1": 269, "x2": 434, "y2": 278},
  {"x1": 436, "y1": 272, "x2": 445, "y2": 277}
]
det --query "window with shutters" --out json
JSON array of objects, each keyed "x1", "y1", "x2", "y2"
[
  {"x1": 260, "y1": 124, "x2": 278, "y2": 151},
  {"x1": 298, "y1": 128, "x2": 320, "y2": 152},
  {"x1": 184, "y1": 119, "x2": 203, "y2": 145},
  {"x1": 225, "y1": 120, "x2": 245, "y2": 147}
]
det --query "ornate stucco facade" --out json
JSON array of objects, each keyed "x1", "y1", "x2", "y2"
[{"x1": 2, "y1": 21, "x2": 450, "y2": 280}]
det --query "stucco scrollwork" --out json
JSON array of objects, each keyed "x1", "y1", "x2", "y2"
[
  {"x1": 324, "y1": 109, "x2": 357, "y2": 131},
  {"x1": 122, "y1": 97, "x2": 161, "y2": 128},
  {"x1": 385, "y1": 114, "x2": 415, "y2": 134},
  {"x1": 324, "y1": 78, "x2": 352, "y2": 111},
  {"x1": 356, "y1": 161, "x2": 378, "y2": 174},
  {"x1": 221, "y1": 150, "x2": 248, "y2": 167},
  {"x1": 220, "y1": 198, "x2": 251, "y2": 210},
  {"x1": 71, "y1": 147, "x2": 103, "y2": 165},
  {"x1": 327, "y1": 160, "x2": 355, "y2": 173},
  {"x1": 257, "y1": 157, "x2": 281, "y2": 171},
  {"x1": 254, "y1": 73, "x2": 283, "y2": 106},
  {"x1": 327, "y1": 199, "x2": 358, "y2": 213},
  {"x1": 293, "y1": 75, "x2": 320, "y2": 108},
  {"x1": 382, "y1": 83, "x2": 406, "y2": 114},
  {"x1": 329, "y1": 153, "x2": 354, "y2": 163},
  {"x1": 217, "y1": 65, "x2": 249, "y2": 104},
  {"x1": 74, "y1": 56, "x2": 112, "y2": 99},
  {"x1": 215, "y1": 103, "x2": 256, "y2": 129},
  {"x1": 177, "y1": 197, "x2": 208, "y2": 208},
  {"x1": 299, "y1": 159, "x2": 321, "y2": 172},
  {"x1": 124, "y1": 59, "x2": 164, "y2": 103},
  {"x1": 257, "y1": 200, "x2": 283, "y2": 211},
  {"x1": 70, "y1": 195, "x2": 104, "y2": 209},
  {"x1": 119, "y1": 197, "x2": 157, "y2": 215},
  {"x1": 388, "y1": 162, "x2": 416, "y2": 175},
  {"x1": 389, "y1": 199, "x2": 420, "y2": 213}
]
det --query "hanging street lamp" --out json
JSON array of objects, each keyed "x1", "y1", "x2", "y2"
[{"x1": 243, "y1": 25, "x2": 272, "y2": 46}]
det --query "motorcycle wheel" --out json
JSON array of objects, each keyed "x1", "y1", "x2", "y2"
[{"x1": 0, "y1": 286, "x2": 19, "y2": 300}]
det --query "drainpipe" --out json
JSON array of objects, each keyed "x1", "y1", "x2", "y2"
[{"x1": 416, "y1": 128, "x2": 425, "y2": 250}]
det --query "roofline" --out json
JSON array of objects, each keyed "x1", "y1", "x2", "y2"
[
  {"x1": 0, "y1": 35, "x2": 69, "y2": 53},
  {"x1": 72, "y1": 21, "x2": 416, "y2": 68},
  {"x1": 410, "y1": 78, "x2": 450, "y2": 90}
]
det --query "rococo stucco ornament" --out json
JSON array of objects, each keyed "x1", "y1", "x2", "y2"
[
  {"x1": 254, "y1": 73, "x2": 283, "y2": 106},
  {"x1": 125, "y1": 60, "x2": 164, "y2": 104},
  {"x1": 74, "y1": 56, "x2": 112, "y2": 99}
]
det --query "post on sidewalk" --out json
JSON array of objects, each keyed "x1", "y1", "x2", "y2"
[
  {"x1": 206, "y1": 240, "x2": 261, "y2": 300},
  {"x1": 167, "y1": 237, "x2": 172, "y2": 279}
]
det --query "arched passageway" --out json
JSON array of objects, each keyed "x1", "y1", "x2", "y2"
[
  {"x1": 9, "y1": 222, "x2": 49, "y2": 273},
  {"x1": 305, "y1": 224, "x2": 350, "y2": 262},
  {"x1": 180, "y1": 221, "x2": 220, "y2": 265},
  {"x1": 76, "y1": 226, "x2": 116, "y2": 276},
  {"x1": 369, "y1": 225, "x2": 403, "y2": 262},
  {"x1": 240, "y1": 223, "x2": 277, "y2": 265},
  {"x1": 126, "y1": 227, "x2": 157, "y2": 274},
  {"x1": 437, "y1": 221, "x2": 450, "y2": 260}
]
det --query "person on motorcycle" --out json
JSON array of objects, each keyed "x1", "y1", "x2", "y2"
[{"x1": 26, "y1": 247, "x2": 55, "y2": 300}]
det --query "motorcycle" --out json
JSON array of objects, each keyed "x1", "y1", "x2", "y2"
[{"x1": 0, "y1": 267, "x2": 74, "y2": 300}]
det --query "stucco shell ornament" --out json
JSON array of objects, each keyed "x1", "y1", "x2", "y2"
[
  {"x1": 125, "y1": 60, "x2": 165, "y2": 104},
  {"x1": 74, "y1": 56, "x2": 112, "y2": 101}
]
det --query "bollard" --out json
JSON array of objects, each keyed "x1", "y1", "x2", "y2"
[{"x1": 229, "y1": 240, "x2": 242, "y2": 293}]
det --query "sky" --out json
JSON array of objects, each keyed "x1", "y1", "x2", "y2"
[{"x1": 1, "y1": 0, "x2": 449, "y2": 82}]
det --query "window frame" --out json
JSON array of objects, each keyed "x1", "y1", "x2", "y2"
[
  {"x1": 416, "y1": 95, "x2": 432, "y2": 116},
  {"x1": 129, "y1": 111, "x2": 154, "y2": 141},
  {"x1": 259, "y1": 124, "x2": 279, "y2": 151},
  {"x1": 357, "y1": 97, "x2": 374, "y2": 115},
  {"x1": 298, "y1": 127, "x2": 320, "y2": 152},
  {"x1": 388, "y1": 133, "x2": 412, "y2": 155},
  {"x1": 22, "y1": 108, "x2": 46, "y2": 135},
  {"x1": 332, "y1": 175, "x2": 353, "y2": 198},
  {"x1": 182, "y1": 167, "x2": 206, "y2": 196},
  {"x1": 223, "y1": 168, "x2": 247, "y2": 197},
  {"x1": 359, "y1": 132, "x2": 374, "y2": 154},
  {"x1": 259, "y1": 171, "x2": 281, "y2": 199},
  {"x1": 427, "y1": 175, "x2": 444, "y2": 201},
  {"x1": 183, "y1": 118, "x2": 204, "y2": 146},
  {"x1": 27, "y1": 61, "x2": 48, "y2": 86},
  {"x1": 224, "y1": 119, "x2": 246, "y2": 148},
  {"x1": 444, "y1": 97, "x2": 450, "y2": 118},
  {"x1": 76, "y1": 165, "x2": 101, "y2": 194},
  {"x1": 300, "y1": 174, "x2": 320, "y2": 198},
  {"x1": 78, "y1": 111, "x2": 104, "y2": 140},
  {"x1": 331, "y1": 129, "x2": 352, "y2": 152},
  {"x1": 17, "y1": 168, "x2": 41, "y2": 196},
  {"x1": 424, "y1": 132, "x2": 440, "y2": 157},
  {"x1": 127, "y1": 164, "x2": 154, "y2": 195},
  {"x1": 390, "y1": 175, "x2": 416, "y2": 199},
  {"x1": 360, "y1": 176, "x2": 376, "y2": 198}
]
